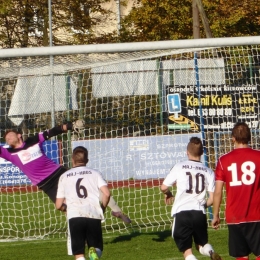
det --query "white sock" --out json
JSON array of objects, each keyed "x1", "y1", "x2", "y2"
[
  {"x1": 76, "y1": 257, "x2": 85, "y2": 260},
  {"x1": 185, "y1": 254, "x2": 198, "y2": 260},
  {"x1": 95, "y1": 248, "x2": 102, "y2": 258},
  {"x1": 199, "y1": 243, "x2": 214, "y2": 257}
]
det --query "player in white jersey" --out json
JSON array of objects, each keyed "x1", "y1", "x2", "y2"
[
  {"x1": 160, "y1": 137, "x2": 221, "y2": 260},
  {"x1": 56, "y1": 146, "x2": 110, "y2": 260}
]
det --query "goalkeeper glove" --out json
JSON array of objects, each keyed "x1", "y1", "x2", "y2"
[{"x1": 72, "y1": 119, "x2": 85, "y2": 133}]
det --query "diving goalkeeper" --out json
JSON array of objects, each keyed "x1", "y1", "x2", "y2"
[{"x1": 1, "y1": 120, "x2": 131, "y2": 224}]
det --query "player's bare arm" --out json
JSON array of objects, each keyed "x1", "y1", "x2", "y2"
[
  {"x1": 100, "y1": 185, "x2": 111, "y2": 212},
  {"x1": 160, "y1": 184, "x2": 174, "y2": 205},
  {"x1": 55, "y1": 197, "x2": 65, "y2": 210},
  {"x1": 205, "y1": 191, "x2": 213, "y2": 208},
  {"x1": 212, "y1": 181, "x2": 224, "y2": 230}
]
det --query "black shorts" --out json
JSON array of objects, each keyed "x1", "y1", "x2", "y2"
[
  {"x1": 68, "y1": 217, "x2": 103, "y2": 255},
  {"x1": 173, "y1": 210, "x2": 208, "y2": 252},
  {"x1": 37, "y1": 166, "x2": 68, "y2": 203},
  {"x1": 228, "y1": 222, "x2": 260, "y2": 257}
]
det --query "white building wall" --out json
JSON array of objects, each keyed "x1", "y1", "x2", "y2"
[{"x1": 92, "y1": 0, "x2": 138, "y2": 35}]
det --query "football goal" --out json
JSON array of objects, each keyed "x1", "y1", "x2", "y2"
[{"x1": 0, "y1": 35, "x2": 259, "y2": 240}]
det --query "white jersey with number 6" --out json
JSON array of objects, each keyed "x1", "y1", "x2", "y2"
[
  {"x1": 57, "y1": 166, "x2": 108, "y2": 220},
  {"x1": 163, "y1": 160, "x2": 215, "y2": 217}
]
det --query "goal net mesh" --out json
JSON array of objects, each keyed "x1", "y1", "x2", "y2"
[{"x1": 0, "y1": 42, "x2": 259, "y2": 240}]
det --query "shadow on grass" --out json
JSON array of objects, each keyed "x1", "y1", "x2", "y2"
[{"x1": 107, "y1": 229, "x2": 172, "y2": 244}]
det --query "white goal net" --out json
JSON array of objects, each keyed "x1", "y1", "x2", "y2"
[{"x1": 0, "y1": 36, "x2": 259, "y2": 240}]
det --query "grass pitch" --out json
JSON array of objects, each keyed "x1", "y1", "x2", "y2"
[
  {"x1": 0, "y1": 228, "x2": 246, "y2": 260},
  {"x1": 0, "y1": 186, "x2": 247, "y2": 259}
]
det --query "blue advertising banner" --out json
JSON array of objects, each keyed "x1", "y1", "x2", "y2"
[
  {"x1": 0, "y1": 141, "x2": 59, "y2": 186},
  {"x1": 72, "y1": 133, "x2": 203, "y2": 181}
]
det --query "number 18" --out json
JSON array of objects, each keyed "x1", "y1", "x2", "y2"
[{"x1": 228, "y1": 161, "x2": 256, "y2": 186}]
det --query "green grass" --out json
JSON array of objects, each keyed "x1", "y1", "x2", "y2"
[
  {"x1": 0, "y1": 186, "x2": 249, "y2": 259},
  {"x1": 1, "y1": 228, "x2": 254, "y2": 260}
]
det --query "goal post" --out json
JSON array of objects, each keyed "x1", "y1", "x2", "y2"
[{"x1": 0, "y1": 36, "x2": 259, "y2": 240}]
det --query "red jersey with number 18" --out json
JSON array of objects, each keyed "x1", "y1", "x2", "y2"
[{"x1": 215, "y1": 147, "x2": 260, "y2": 224}]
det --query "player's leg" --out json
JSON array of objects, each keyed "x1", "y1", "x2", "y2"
[
  {"x1": 88, "y1": 247, "x2": 100, "y2": 260},
  {"x1": 193, "y1": 211, "x2": 221, "y2": 260},
  {"x1": 85, "y1": 218, "x2": 103, "y2": 260},
  {"x1": 37, "y1": 166, "x2": 68, "y2": 211},
  {"x1": 69, "y1": 217, "x2": 89, "y2": 260},
  {"x1": 99, "y1": 190, "x2": 131, "y2": 224},
  {"x1": 184, "y1": 249, "x2": 198, "y2": 260},
  {"x1": 173, "y1": 211, "x2": 197, "y2": 260}
]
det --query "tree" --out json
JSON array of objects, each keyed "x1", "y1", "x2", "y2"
[
  {"x1": 205, "y1": 0, "x2": 260, "y2": 37},
  {"x1": 119, "y1": 0, "x2": 194, "y2": 42},
  {"x1": 118, "y1": 0, "x2": 260, "y2": 42},
  {"x1": 57, "y1": 0, "x2": 113, "y2": 45},
  {"x1": 0, "y1": 0, "x2": 259, "y2": 47},
  {"x1": 0, "y1": 0, "x2": 112, "y2": 48},
  {"x1": 194, "y1": 0, "x2": 212, "y2": 38}
]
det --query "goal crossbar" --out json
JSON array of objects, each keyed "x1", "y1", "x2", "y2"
[{"x1": 0, "y1": 36, "x2": 259, "y2": 58}]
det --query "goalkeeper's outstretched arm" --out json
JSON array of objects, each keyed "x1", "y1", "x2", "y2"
[{"x1": 43, "y1": 120, "x2": 85, "y2": 139}]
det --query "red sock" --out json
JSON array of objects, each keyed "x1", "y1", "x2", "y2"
[
  {"x1": 255, "y1": 256, "x2": 260, "y2": 260},
  {"x1": 236, "y1": 258, "x2": 248, "y2": 260}
]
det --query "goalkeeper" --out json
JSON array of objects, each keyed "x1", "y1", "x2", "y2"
[{"x1": 1, "y1": 120, "x2": 131, "y2": 224}]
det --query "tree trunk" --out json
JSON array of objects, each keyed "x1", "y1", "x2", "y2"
[
  {"x1": 192, "y1": 0, "x2": 200, "y2": 39},
  {"x1": 195, "y1": 0, "x2": 213, "y2": 38}
]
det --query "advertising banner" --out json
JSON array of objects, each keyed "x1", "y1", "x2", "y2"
[
  {"x1": 0, "y1": 141, "x2": 59, "y2": 186},
  {"x1": 72, "y1": 133, "x2": 203, "y2": 181},
  {"x1": 166, "y1": 84, "x2": 260, "y2": 130}
]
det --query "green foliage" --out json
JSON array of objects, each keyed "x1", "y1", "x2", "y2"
[
  {"x1": 119, "y1": 0, "x2": 260, "y2": 42},
  {"x1": 0, "y1": 0, "x2": 259, "y2": 47},
  {"x1": 119, "y1": 0, "x2": 193, "y2": 42},
  {"x1": 0, "y1": 0, "x2": 111, "y2": 47},
  {"x1": 60, "y1": 0, "x2": 112, "y2": 45},
  {"x1": 202, "y1": 0, "x2": 260, "y2": 37}
]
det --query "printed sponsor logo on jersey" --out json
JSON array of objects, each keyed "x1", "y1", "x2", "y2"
[
  {"x1": 21, "y1": 151, "x2": 31, "y2": 161},
  {"x1": 182, "y1": 164, "x2": 207, "y2": 172},
  {"x1": 195, "y1": 166, "x2": 207, "y2": 172},
  {"x1": 16, "y1": 144, "x2": 43, "y2": 165},
  {"x1": 182, "y1": 164, "x2": 192, "y2": 169},
  {"x1": 67, "y1": 170, "x2": 92, "y2": 177}
]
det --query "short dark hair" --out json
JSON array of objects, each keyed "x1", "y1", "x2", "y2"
[
  {"x1": 232, "y1": 122, "x2": 251, "y2": 144},
  {"x1": 187, "y1": 137, "x2": 203, "y2": 157},
  {"x1": 72, "y1": 146, "x2": 88, "y2": 164}
]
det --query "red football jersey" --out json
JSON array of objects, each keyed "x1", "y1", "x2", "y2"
[{"x1": 215, "y1": 147, "x2": 260, "y2": 224}]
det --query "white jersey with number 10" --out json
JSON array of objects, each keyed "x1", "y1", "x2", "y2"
[{"x1": 163, "y1": 160, "x2": 215, "y2": 217}]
